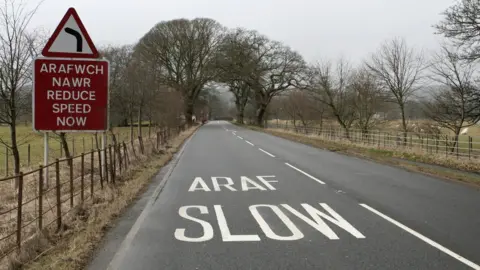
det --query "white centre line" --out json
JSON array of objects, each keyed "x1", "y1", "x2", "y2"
[
  {"x1": 258, "y1": 148, "x2": 275, "y2": 157},
  {"x1": 237, "y1": 136, "x2": 244, "y2": 140},
  {"x1": 360, "y1": 204, "x2": 480, "y2": 270},
  {"x1": 285, "y1": 163, "x2": 325, "y2": 185},
  {"x1": 245, "y1": 141, "x2": 254, "y2": 146}
]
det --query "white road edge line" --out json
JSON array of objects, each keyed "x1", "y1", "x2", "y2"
[
  {"x1": 245, "y1": 141, "x2": 254, "y2": 146},
  {"x1": 237, "y1": 136, "x2": 244, "y2": 139},
  {"x1": 360, "y1": 204, "x2": 480, "y2": 270},
  {"x1": 285, "y1": 163, "x2": 325, "y2": 185},
  {"x1": 258, "y1": 148, "x2": 275, "y2": 157}
]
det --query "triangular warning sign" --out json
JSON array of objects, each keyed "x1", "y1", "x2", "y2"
[{"x1": 42, "y1": 7, "x2": 99, "y2": 58}]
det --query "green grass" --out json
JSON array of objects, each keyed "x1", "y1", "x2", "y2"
[{"x1": 0, "y1": 125, "x2": 148, "y2": 176}]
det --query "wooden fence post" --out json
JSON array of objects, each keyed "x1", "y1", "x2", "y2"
[
  {"x1": 5, "y1": 147, "x2": 8, "y2": 176},
  {"x1": 117, "y1": 143, "x2": 122, "y2": 174},
  {"x1": 112, "y1": 144, "x2": 117, "y2": 175},
  {"x1": 55, "y1": 159, "x2": 61, "y2": 231},
  {"x1": 469, "y1": 137, "x2": 472, "y2": 160},
  {"x1": 104, "y1": 146, "x2": 109, "y2": 184},
  {"x1": 38, "y1": 166, "x2": 43, "y2": 230},
  {"x1": 138, "y1": 136, "x2": 144, "y2": 155},
  {"x1": 445, "y1": 136, "x2": 448, "y2": 158},
  {"x1": 123, "y1": 142, "x2": 129, "y2": 170},
  {"x1": 16, "y1": 172, "x2": 24, "y2": 252},
  {"x1": 97, "y1": 149, "x2": 103, "y2": 188},
  {"x1": 90, "y1": 151, "x2": 94, "y2": 197},
  {"x1": 72, "y1": 138, "x2": 76, "y2": 156},
  {"x1": 81, "y1": 153, "x2": 85, "y2": 201},
  {"x1": 69, "y1": 157, "x2": 74, "y2": 208},
  {"x1": 27, "y1": 144, "x2": 31, "y2": 167},
  {"x1": 108, "y1": 145, "x2": 115, "y2": 184}
]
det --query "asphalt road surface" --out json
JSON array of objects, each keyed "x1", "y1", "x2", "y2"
[{"x1": 88, "y1": 121, "x2": 480, "y2": 270}]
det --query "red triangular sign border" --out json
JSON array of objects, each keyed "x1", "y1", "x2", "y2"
[{"x1": 42, "y1": 7, "x2": 99, "y2": 58}]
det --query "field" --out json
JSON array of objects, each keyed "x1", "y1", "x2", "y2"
[
  {"x1": 0, "y1": 125, "x2": 151, "y2": 176},
  {"x1": 267, "y1": 119, "x2": 480, "y2": 158}
]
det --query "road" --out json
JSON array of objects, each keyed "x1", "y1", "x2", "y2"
[{"x1": 88, "y1": 121, "x2": 480, "y2": 270}]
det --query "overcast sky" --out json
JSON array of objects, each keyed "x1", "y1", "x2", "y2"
[{"x1": 29, "y1": 0, "x2": 455, "y2": 65}]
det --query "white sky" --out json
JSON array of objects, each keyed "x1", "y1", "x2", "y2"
[{"x1": 28, "y1": 0, "x2": 456, "y2": 65}]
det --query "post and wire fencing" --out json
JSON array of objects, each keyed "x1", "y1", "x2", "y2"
[
  {"x1": 0, "y1": 130, "x2": 138, "y2": 177},
  {"x1": 0, "y1": 125, "x2": 185, "y2": 265},
  {"x1": 266, "y1": 122, "x2": 480, "y2": 160}
]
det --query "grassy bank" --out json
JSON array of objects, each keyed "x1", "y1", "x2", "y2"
[{"x1": 239, "y1": 124, "x2": 480, "y2": 186}]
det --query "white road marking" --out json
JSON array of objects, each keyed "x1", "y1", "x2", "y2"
[
  {"x1": 175, "y1": 206, "x2": 214, "y2": 242},
  {"x1": 258, "y1": 148, "x2": 275, "y2": 157},
  {"x1": 285, "y1": 163, "x2": 325, "y2": 185},
  {"x1": 245, "y1": 141, "x2": 254, "y2": 146},
  {"x1": 237, "y1": 136, "x2": 243, "y2": 139},
  {"x1": 250, "y1": 204, "x2": 304, "y2": 241},
  {"x1": 360, "y1": 204, "x2": 480, "y2": 270},
  {"x1": 214, "y1": 205, "x2": 261, "y2": 241}
]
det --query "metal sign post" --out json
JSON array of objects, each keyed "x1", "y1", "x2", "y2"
[{"x1": 44, "y1": 132, "x2": 49, "y2": 187}]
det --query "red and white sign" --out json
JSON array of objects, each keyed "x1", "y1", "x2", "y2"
[
  {"x1": 33, "y1": 58, "x2": 109, "y2": 131},
  {"x1": 42, "y1": 7, "x2": 99, "y2": 58}
]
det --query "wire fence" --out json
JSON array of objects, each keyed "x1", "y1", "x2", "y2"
[
  {"x1": 0, "y1": 128, "x2": 139, "y2": 176},
  {"x1": 266, "y1": 122, "x2": 480, "y2": 160},
  {"x1": 0, "y1": 124, "x2": 189, "y2": 267}
]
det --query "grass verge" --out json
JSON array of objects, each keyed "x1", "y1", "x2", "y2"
[
  {"x1": 16, "y1": 127, "x2": 197, "y2": 270},
  {"x1": 239, "y1": 124, "x2": 480, "y2": 186}
]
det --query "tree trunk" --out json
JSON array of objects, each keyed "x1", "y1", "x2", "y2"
[
  {"x1": 148, "y1": 116, "x2": 152, "y2": 138},
  {"x1": 95, "y1": 133, "x2": 99, "y2": 149},
  {"x1": 137, "y1": 107, "x2": 143, "y2": 138},
  {"x1": 400, "y1": 103, "x2": 408, "y2": 146},
  {"x1": 184, "y1": 97, "x2": 195, "y2": 126},
  {"x1": 129, "y1": 112, "x2": 134, "y2": 142},
  {"x1": 121, "y1": 118, "x2": 128, "y2": 127},
  {"x1": 255, "y1": 104, "x2": 267, "y2": 127},
  {"x1": 333, "y1": 113, "x2": 351, "y2": 139},
  {"x1": 9, "y1": 123, "x2": 20, "y2": 188},
  {"x1": 235, "y1": 101, "x2": 245, "y2": 124},
  {"x1": 59, "y1": 133, "x2": 72, "y2": 166},
  {"x1": 451, "y1": 127, "x2": 461, "y2": 152}
]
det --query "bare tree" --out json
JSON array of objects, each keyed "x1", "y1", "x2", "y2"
[
  {"x1": 366, "y1": 37, "x2": 426, "y2": 144},
  {"x1": 216, "y1": 28, "x2": 267, "y2": 124},
  {"x1": 423, "y1": 45, "x2": 479, "y2": 150},
  {"x1": 136, "y1": 18, "x2": 226, "y2": 125},
  {"x1": 308, "y1": 58, "x2": 357, "y2": 138},
  {"x1": 434, "y1": 0, "x2": 480, "y2": 61},
  {"x1": 101, "y1": 45, "x2": 135, "y2": 127},
  {"x1": 0, "y1": 0, "x2": 42, "y2": 180},
  {"x1": 281, "y1": 90, "x2": 315, "y2": 132},
  {"x1": 350, "y1": 68, "x2": 385, "y2": 134},
  {"x1": 249, "y1": 41, "x2": 306, "y2": 126}
]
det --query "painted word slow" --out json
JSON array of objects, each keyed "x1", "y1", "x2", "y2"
[
  {"x1": 188, "y1": 176, "x2": 278, "y2": 192},
  {"x1": 174, "y1": 203, "x2": 365, "y2": 242}
]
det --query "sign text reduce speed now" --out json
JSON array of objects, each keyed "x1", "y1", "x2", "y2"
[{"x1": 33, "y1": 58, "x2": 109, "y2": 131}]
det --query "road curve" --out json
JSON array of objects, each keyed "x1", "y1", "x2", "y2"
[{"x1": 88, "y1": 121, "x2": 480, "y2": 270}]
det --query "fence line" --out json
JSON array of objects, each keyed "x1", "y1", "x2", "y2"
[
  {"x1": 0, "y1": 124, "x2": 190, "y2": 266},
  {"x1": 266, "y1": 123, "x2": 480, "y2": 160},
  {"x1": 1, "y1": 129, "x2": 141, "y2": 176}
]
